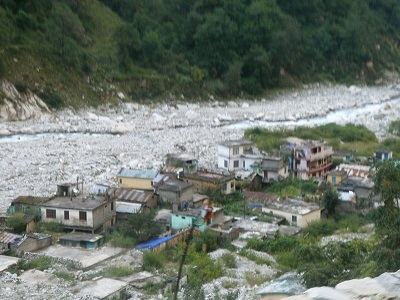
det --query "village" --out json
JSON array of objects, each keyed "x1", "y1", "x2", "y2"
[{"x1": 0, "y1": 133, "x2": 392, "y2": 300}]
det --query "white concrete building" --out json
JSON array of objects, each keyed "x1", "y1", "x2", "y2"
[{"x1": 217, "y1": 140, "x2": 261, "y2": 172}]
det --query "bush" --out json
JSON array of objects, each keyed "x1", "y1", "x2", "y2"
[
  {"x1": 109, "y1": 231, "x2": 135, "y2": 248},
  {"x1": 193, "y1": 230, "x2": 218, "y2": 253},
  {"x1": 143, "y1": 250, "x2": 166, "y2": 271},
  {"x1": 0, "y1": 57, "x2": 5, "y2": 78},
  {"x1": 239, "y1": 249, "x2": 272, "y2": 265},
  {"x1": 303, "y1": 219, "x2": 337, "y2": 239},
  {"x1": 54, "y1": 271, "x2": 75, "y2": 282},
  {"x1": 142, "y1": 280, "x2": 166, "y2": 294},
  {"x1": 101, "y1": 266, "x2": 134, "y2": 278},
  {"x1": 38, "y1": 91, "x2": 65, "y2": 109},
  {"x1": 221, "y1": 253, "x2": 237, "y2": 268},
  {"x1": 6, "y1": 213, "x2": 26, "y2": 234},
  {"x1": 14, "y1": 82, "x2": 29, "y2": 94},
  {"x1": 266, "y1": 233, "x2": 299, "y2": 253},
  {"x1": 36, "y1": 221, "x2": 64, "y2": 233}
]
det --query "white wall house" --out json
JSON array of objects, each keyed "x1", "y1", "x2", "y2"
[
  {"x1": 262, "y1": 198, "x2": 322, "y2": 228},
  {"x1": 40, "y1": 195, "x2": 116, "y2": 233},
  {"x1": 217, "y1": 140, "x2": 261, "y2": 172}
]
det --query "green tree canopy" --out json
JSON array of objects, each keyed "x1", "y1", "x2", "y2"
[{"x1": 117, "y1": 210, "x2": 163, "y2": 245}]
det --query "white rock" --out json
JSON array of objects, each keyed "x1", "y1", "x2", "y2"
[{"x1": 117, "y1": 92, "x2": 125, "y2": 100}]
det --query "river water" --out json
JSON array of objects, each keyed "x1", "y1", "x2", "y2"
[{"x1": 225, "y1": 96, "x2": 400, "y2": 130}]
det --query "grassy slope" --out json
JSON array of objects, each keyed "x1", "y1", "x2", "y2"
[{"x1": 0, "y1": 1, "x2": 129, "y2": 108}]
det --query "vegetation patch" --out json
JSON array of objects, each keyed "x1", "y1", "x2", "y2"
[
  {"x1": 54, "y1": 271, "x2": 75, "y2": 282},
  {"x1": 100, "y1": 266, "x2": 134, "y2": 278},
  {"x1": 143, "y1": 251, "x2": 167, "y2": 272},
  {"x1": 245, "y1": 123, "x2": 380, "y2": 157},
  {"x1": 220, "y1": 253, "x2": 237, "y2": 269}
]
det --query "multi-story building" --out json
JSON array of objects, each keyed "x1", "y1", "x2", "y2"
[
  {"x1": 217, "y1": 140, "x2": 261, "y2": 172},
  {"x1": 282, "y1": 139, "x2": 333, "y2": 180},
  {"x1": 261, "y1": 154, "x2": 289, "y2": 182}
]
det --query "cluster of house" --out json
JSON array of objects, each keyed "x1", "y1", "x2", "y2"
[{"x1": 0, "y1": 137, "x2": 393, "y2": 253}]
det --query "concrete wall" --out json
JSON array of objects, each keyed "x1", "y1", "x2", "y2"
[
  {"x1": 171, "y1": 214, "x2": 207, "y2": 231},
  {"x1": 327, "y1": 174, "x2": 346, "y2": 185},
  {"x1": 117, "y1": 177, "x2": 153, "y2": 190},
  {"x1": 18, "y1": 235, "x2": 52, "y2": 253},
  {"x1": 159, "y1": 187, "x2": 193, "y2": 204},
  {"x1": 217, "y1": 145, "x2": 230, "y2": 170},
  {"x1": 92, "y1": 200, "x2": 115, "y2": 230},
  {"x1": 218, "y1": 144, "x2": 249, "y2": 171},
  {"x1": 41, "y1": 207, "x2": 94, "y2": 228}
]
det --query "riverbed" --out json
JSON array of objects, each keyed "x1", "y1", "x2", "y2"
[{"x1": 0, "y1": 83, "x2": 399, "y2": 211}]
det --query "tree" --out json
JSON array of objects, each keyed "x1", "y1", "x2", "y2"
[
  {"x1": 6, "y1": 213, "x2": 26, "y2": 234},
  {"x1": 117, "y1": 210, "x2": 163, "y2": 244},
  {"x1": 322, "y1": 184, "x2": 340, "y2": 216},
  {"x1": 373, "y1": 160, "x2": 400, "y2": 209}
]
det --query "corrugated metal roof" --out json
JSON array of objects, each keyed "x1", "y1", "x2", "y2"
[
  {"x1": 116, "y1": 202, "x2": 142, "y2": 214},
  {"x1": 108, "y1": 188, "x2": 153, "y2": 203},
  {"x1": 0, "y1": 231, "x2": 22, "y2": 244},
  {"x1": 117, "y1": 168, "x2": 159, "y2": 179}
]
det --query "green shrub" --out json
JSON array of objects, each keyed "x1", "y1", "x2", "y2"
[
  {"x1": 238, "y1": 249, "x2": 272, "y2": 265},
  {"x1": 6, "y1": 213, "x2": 26, "y2": 234},
  {"x1": 221, "y1": 253, "x2": 237, "y2": 268},
  {"x1": 38, "y1": 91, "x2": 65, "y2": 109},
  {"x1": 54, "y1": 271, "x2": 75, "y2": 282},
  {"x1": 193, "y1": 230, "x2": 218, "y2": 253},
  {"x1": 143, "y1": 250, "x2": 166, "y2": 271},
  {"x1": 109, "y1": 231, "x2": 135, "y2": 248},
  {"x1": 245, "y1": 237, "x2": 267, "y2": 252},
  {"x1": 14, "y1": 82, "x2": 29, "y2": 94},
  {"x1": 26, "y1": 256, "x2": 52, "y2": 271},
  {"x1": 15, "y1": 10, "x2": 37, "y2": 30},
  {"x1": 0, "y1": 57, "x2": 5, "y2": 78},
  {"x1": 276, "y1": 250, "x2": 298, "y2": 271},
  {"x1": 303, "y1": 219, "x2": 337, "y2": 239},
  {"x1": 101, "y1": 266, "x2": 134, "y2": 278},
  {"x1": 142, "y1": 280, "x2": 166, "y2": 294},
  {"x1": 336, "y1": 214, "x2": 364, "y2": 233},
  {"x1": 266, "y1": 234, "x2": 299, "y2": 253},
  {"x1": 36, "y1": 221, "x2": 64, "y2": 233}
]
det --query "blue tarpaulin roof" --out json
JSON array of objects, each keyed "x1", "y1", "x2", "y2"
[{"x1": 134, "y1": 235, "x2": 175, "y2": 250}]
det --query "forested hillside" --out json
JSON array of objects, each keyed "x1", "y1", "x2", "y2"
[{"x1": 0, "y1": 0, "x2": 399, "y2": 108}]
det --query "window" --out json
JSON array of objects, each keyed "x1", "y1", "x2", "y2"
[
  {"x1": 332, "y1": 176, "x2": 336, "y2": 183},
  {"x1": 46, "y1": 209, "x2": 56, "y2": 219},
  {"x1": 64, "y1": 211, "x2": 69, "y2": 220},
  {"x1": 243, "y1": 161, "x2": 245, "y2": 168},
  {"x1": 111, "y1": 201, "x2": 114, "y2": 211},
  {"x1": 119, "y1": 179, "x2": 122, "y2": 184},
  {"x1": 79, "y1": 211, "x2": 87, "y2": 221},
  {"x1": 233, "y1": 160, "x2": 239, "y2": 168},
  {"x1": 233, "y1": 147, "x2": 239, "y2": 155},
  {"x1": 224, "y1": 160, "x2": 228, "y2": 168},
  {"x1": 292, "y1": 215, "x2": 297, "y2": 223}
]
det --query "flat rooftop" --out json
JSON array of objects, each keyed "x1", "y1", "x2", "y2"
[
  {"x1": 117, "y1": 168, "x2": 159, "y2": 179},
  {"x1": 36, "y1": 244, "x2": 125, "y2": 268},
  {"x1": 218, "y1": 140, "x2": 253, "y2": 147},
  {"x1": 76, "y1": 278, "x2": 128, "y2": 299},
  {"x1": 40, "y1": 195, "x2": 108, "y2": 210},
  {"x1": 266, "y1": 199, "x2": 321, "y2": 215},
  {"x1": 0, "y1": 255, "x2": 19, "y2": 272}
]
